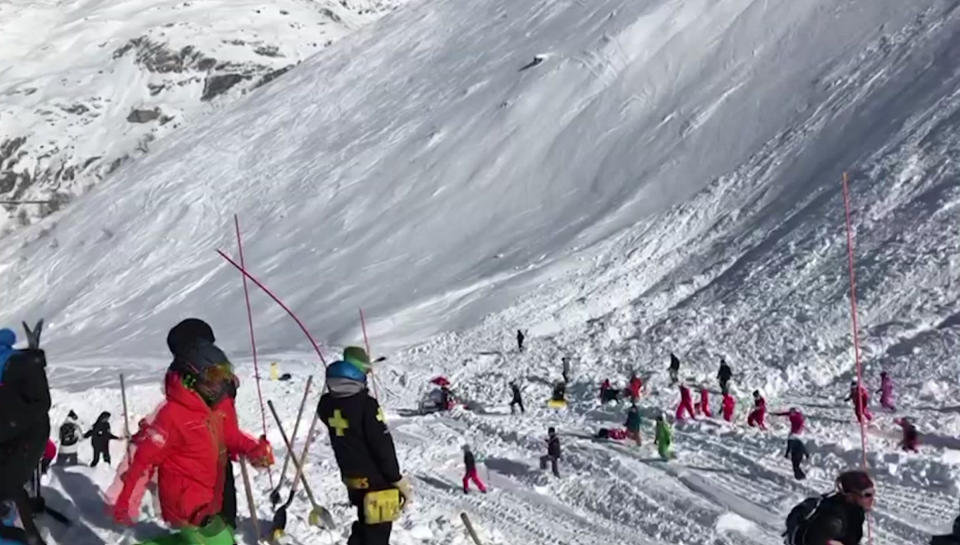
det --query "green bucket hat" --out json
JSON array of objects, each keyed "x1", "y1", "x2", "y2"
[{"x1": 343, "y1": 346, "x2": 371, "y2": 372}]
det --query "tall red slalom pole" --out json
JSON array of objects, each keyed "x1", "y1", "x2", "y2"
[
  {"x1": 217, "y1": 249, "x2": 327, "y2": 366},
  {"x1": 842, "y1": 172, "x2": 872, "y2": 545},
  {"x1": 359, "y1": 308, "x2": 380, "y2": 399},
  {"x1": 233, "y1": 215, "x2": 273, "y2": 487}
]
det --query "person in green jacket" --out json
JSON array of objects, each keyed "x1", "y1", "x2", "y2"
[
  {"x1": 654, "y1": 413, "x2": 673, "y2": 461},
  {"x1": 625, "y1": 402, "x2": 642, "y2": 446}
]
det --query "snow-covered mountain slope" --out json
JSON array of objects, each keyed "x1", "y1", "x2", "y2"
[
  {"x1": 0, "y1": 0, "x2": 412, "y2": 232},
  {"x1": 4, "y1": 0, "x2": 960, "y2": 543}
]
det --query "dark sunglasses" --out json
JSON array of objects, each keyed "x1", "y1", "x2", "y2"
[{"x1": 857, "y1": 490, "x2": 876, "y2": 499}]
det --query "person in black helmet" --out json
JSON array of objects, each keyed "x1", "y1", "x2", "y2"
[{"x1": 318, "y1": 346, "x2": 411, "y2": 545}]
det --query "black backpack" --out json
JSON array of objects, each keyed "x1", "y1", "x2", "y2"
[
  {"x1": 59, "y1": 421, "x2": 78, "y2": 446},
  {"x1": 784, "y1": 494, "x2": 832, "y2": 545},
  {"x1": 0, "y1": 321, "x2": 51, "y2": 500}
]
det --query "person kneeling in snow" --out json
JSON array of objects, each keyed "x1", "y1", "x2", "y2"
[{"x1": 110, "y1": 339, "x2": 274, "y2": 544}]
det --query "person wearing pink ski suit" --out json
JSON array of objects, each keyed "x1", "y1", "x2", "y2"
[
  {"x1": 697, "y1": 387, "x2": 712, "y2": 417},
  {"x1": 675, "y1": 384, "x2": 696, "y2": 421},
  {"x1": 846, "y1": 381, "x2": 873, "y2": 423},
  {"x1": 877, "y1": 372, "x2": 895, "y2": 411},
  {"x1": 721, "y1": 393, "x2": 736, "y2": 422},
  {"x1": 774, "y1": 408, "x2": 805, "y2": 435},
  {"x1": 746, "y1": 390, "x2": 766, "y2": 429}
]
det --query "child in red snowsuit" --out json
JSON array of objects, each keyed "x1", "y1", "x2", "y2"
[
  {"x1": 628, "y1": 375, "x2": 643, "y2": 402},
  {"x1": 846, "y1": 381, "x2": 873, "y2": 423},
  {"x1": 747, "y1": 390, "x2": 766, "y2": 429},
  {"x1": 697, "y1": 387, "x2": 712, "y2": 417},
  {"x1": 896, "y1": 418, "x2": 918, "y2": 452},
  {"x1": 877, "y1": 372, "x2": 895, "y2": 411},
  {"x1": 721, "y1": 393, "x2": 735, "y2": 422},
  {"x1": 774, "y1": 408, "x2": 805, "y2": 435},
  {"x1": 675, "y1": 384, "x2": 696, "y2": 421},
  {"x1": 462, "y1": 445, "x2": 486, "y2": 493}
]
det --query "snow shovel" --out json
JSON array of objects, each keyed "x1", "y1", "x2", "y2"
[
  {"x1": 268, "y1": 376, "x2": 314, "y2": 508},
  {"x1": 267, "y1": 401, "x2": 335, "y2": 538}
]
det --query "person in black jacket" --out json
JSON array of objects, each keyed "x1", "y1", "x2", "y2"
[
  {"x1": 509, "y1": 382, "x2": 524, "y2": 414},
  {"x1": 717, "y1": 359, "x2": 732, "y2": 394},
  {"x1": 539, "y1": 427, "x2": 561, "y2": 477},
  {"x1": 669, "y1": 353, "x2": 680, "y2": 385},
  {"x1": 85, "y1": 411, "x2": 119, "y2": 467},
  {"x1": 785, "y1": 436, "x2": 809, "y2": 480},
  {"x1": 795, "y1": 470, "x2": 874, "y2": 545},
  {"x1": 516, "y1": 330, "x2": 525, "y2": 353},
  {"x1": 318, "y1": 347, "x2": 411, "y2": 545}
]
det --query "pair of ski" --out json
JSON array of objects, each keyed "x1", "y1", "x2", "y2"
[{"x1": 238, "y1": 376, "x2": 334, "y2": 544}]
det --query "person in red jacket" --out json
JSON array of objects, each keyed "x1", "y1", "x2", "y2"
[
  {"x1": 697, "y1": 386, "x2": 712, "y2": 417},
  {"x1": 774, "y1": 407, "x2": 805, "y2": 436},
  {"x1": 746, "y1": 390, "x2": 766, "y2": 429},
  {"x1": 845, "y1": 380, "x2": 873, "y2": 424},
  {"x1": 721, "y1": 393, "x2": 736, "y2": 422},
  {"x1": 110, "y1": 339, "x2": 273, "y2": 544},
  {"x1": 628, "y1": 374, "x2": 643, "y2": 402},
  {"x1": 675, "y1": 383, "x2": 696, "y2": 421}
]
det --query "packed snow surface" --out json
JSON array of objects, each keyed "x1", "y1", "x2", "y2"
[{"x1": 4, "y1": 0, "x2": 960, "y2": 543}]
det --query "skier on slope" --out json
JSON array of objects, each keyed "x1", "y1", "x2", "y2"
[
  {"x1": 785, "y1": 435, "x2": 810, "y2": 480},
  {"x1": 461, "y1": 445, "x2": 486, "y2": 494},
  {"x1": 654, "y1": 413, "x2": 673, "y2": 461},
  {"x1": 877, "y1": 372, "x2": 895, "y2": 411},
  {"x1": 896, "y1": 417, "x2": 919, "y2": 452},
  {"x1": 784, "y1": 470, "x2": 874, "y2": 545},
  {"x1": 110, "y1": 336, "x2": 274, "y2": 544},
  {"x1": 675, "y1": 383, "x2": 696, "y2": 421},
  {"x1": 697, "y1": 385, "x2": 712, "y2": 417},
  {"x1": 625, "y1": 402, "x2": 642, "y2": 446},
  {"x1": 747, "y1": 390, "x2": 767, "y2": 429},
  {"x1": 717, "y1": 358, "x2": 733, "y2": 394},
  {"x1": 509, "y1": 381, "x2": 525, "y2": 414},
  {"x1": 318, "y1": 347, "x2": 412, "y2": 545},
  {"x1": 722, "y1": 392, "x2": 736, "y2": 422},
  {"x1": 628, "y1": 373, "x2": 643, "y2": 402},
  {"x1": 539, "y1": 427, "x2": 561, "y2": 477},
  {"x1": 57, "y1": 410, "x2": 83, "y2": 466},
  {"x1": 668, "y1": 353, "x2": 680, "y2": 385},
  {"x1": 165, "y1": 318, "x2": 241, "y2": 529},
  {"x1": 845, "y1": 380, "x2": 872, "y2": 424},
  {"x1": 774, "y1": 407, "x2": 806, "y2": 436},
  {"x1": 85, "y1": 411, "x2": 120, "y2": 467}
]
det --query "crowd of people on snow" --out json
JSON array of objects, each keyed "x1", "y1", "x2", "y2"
[{"x1": 0, "y1": 317, "x2": 956, "y2": 545}]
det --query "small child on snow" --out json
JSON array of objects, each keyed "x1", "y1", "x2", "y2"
[
  {"x1": 675, "y1": 384, "x2": 696, "y2": 421},
  {"x1": 539, "y1": 427, "x2": 561, "y2": 477},
  {"x1": 878, "y1": 372, "x2": 895, "y2": 411},
  {"x1": 654, "y1": 414, "x2": 673, "y2": 461},
  {"x1": 85, "y1": 411, "x2": 120, "y2": 467},
  {"x1": 462, "y1": 445, "x2": 487, "y2": 494},
  {"x1": 722, "y1": 393, "x2": 736, "y2": 422},
  {"x1": 697, "y1": 386, "x2": 712, "y2": 417},
  {"x1": 747, "y1": 390, "x2": 767, "y2": 429},
  {"x1": 625, "y1": 403, "x2": 642, "y2": 446},
  {"x1": 897, "y1": 417, "x2": 919, "y2": 452}
]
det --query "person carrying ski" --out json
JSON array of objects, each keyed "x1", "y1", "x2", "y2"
[
  {"x1": 628, "y1": 374, "x2": 643, "y2": 402},
  {"x1": 85, "y1": 411, "x2": 120, "y2": 467},
  {"x1": 461, "y1": 445, "x2": 486, "y2": 494},
  {"x1": 57, "y1": 410, "x2": 83, "y2": 466},
  {"x1": 722, "y1": 392, "x2": 736, "y2": 422},
  {"x1": 784, "y1": 470, "x2": 874, "y2": 545},
  {"x1": 654, "y1": 413, "x2": 673, "y2": 461},
  {"x1": 509, "y1": 381, "x2": 525, "y2": 414},
  {"x1": 877, "y1": 372, "x2": 895, "y2": 411},
  {"x1": 747, "y1": 390, "x2": 767, "y2": 429},
  {"x1": 516, "y1": 329, "x2": 525, "y2": 353},
  {"x1": 845, "y1": 380, "x2": 872, "y2": 424},
  {"x1": 697, "y1": 386, "x2": 712, "y2": 417},
  {"x1": 675, "y1": 383, "x2": 696, "y2": 421},
  {"x1": 785, "y1": 436, "x2": 810, "y2": 480},
  {"x1": 774, "y1": 407, "x2": 806, "y2": 436},
  {"x1": 668, "y1": 353, "x2": 680, "y2": 385},
  {"x1": 110, "y1": 338, "x2": 275, "y2": 544},
  {"x1": 625, "y1": 402, "x2": 642, "y2": 446},
  {"x1": 717, "y1": 358, "x2": 733, "y2": 394},
  {"x1": 0, "y1": 322, "x2": 51, "y2": 545},
  {"x1": 539, "y1": 427, "x2": 561, "y2": 477},
  {"x1": 896, "y1": 417, "x2": 918, "y2": 452},
  {"x1": 318, "y1": 346, "x2": 411, "y2": 545}
]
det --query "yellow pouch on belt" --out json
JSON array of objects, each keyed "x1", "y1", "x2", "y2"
[{"x1": 363, "y1": 489, "x2": 402, "y2": 524}]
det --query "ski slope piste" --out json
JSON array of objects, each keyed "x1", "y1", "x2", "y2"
[{"x1": 2, "y1": 0, "x2": 960, "y2": 544}]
